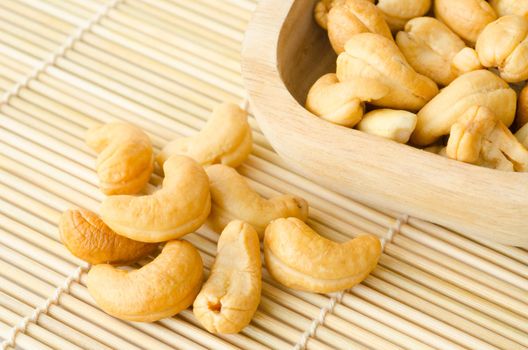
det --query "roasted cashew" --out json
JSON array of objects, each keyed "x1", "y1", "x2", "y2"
[
  {"x1": 157, "y1": 102, "x2": 252, "y2": 168},
  {"x1": 336, "y1": 33, "x2": 438, "y2": 111},
  {"x1": 434, "y1": 0, "x2": 496, "y2": 45},
  {"x1": 264, "y1": 218, "x2": 381, "y2": 293},
  {"x1": 101, "y1": 155, "x2": 211, "y2": 242},
  {"x1": 517, "y1": 85, "x2": 528, "y2": 130},
  {"x1": 476, "y1": 15, "x2": 528, "y2": 83},
  {"x1": 396, "y1": 17, "x2": 481, "y2": 86},
  {"x1": 206, "y1": 164, "x2": 308, "y2": 239},
  {"x1": 411, "y1": 70, "x2": 516, "y2": 146},
  {"x1": 516, "y1": 123, "x2": 528, "y2": 149},
  {"x1": 85, "y1": 122, "x2": 153, "y2": 195},
  {"x1": 376, "y1": 0, "x2": 431, "y2": 31},
  {"x1": 306, "y1": 73, "x2": 389, "y2": 127},
  {"x1": 59, "y1": 209, "x2": 157, "y2": 265},
  {"x1": 446, "y1": 106, "x2": 528, "y2": 171},
  {"x1": 193, "y1": 221, "x2": 261, "y2": 334},
  {"x1": 489, "y1": 0, "x2": 528, "y2": 18},
  {"x1": 88, "y1": 240, "x2": 203, "y2": 322},
  {"x1": 357, "y1": 109, "x2": 417, "y2": 143}
]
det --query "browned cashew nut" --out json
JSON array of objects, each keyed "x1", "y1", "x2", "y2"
[
  {"x1": 193, "y1": 221, "x2": 261, "y2": 334},
  {"x1": 446, "y1": 106, "x2": 528, "y2": 171},
  {"x1": 377, "y1": 0, "x2": 432, "y2": 31},
  {"x1": 101, "y1": 155, "x2": 211, "y2": 243},
  {"x1": 206, "y1": 164, "x2": 308, "y2": 238},
  {"x1": 336, "y1": 33, "x2": 438, "y2": 111},
  {"x1": 264, "y1": 218, "x2": 381, "y2": 293},
  {"x1": 306, "y1": 73, "x2": 389, "y2": 127},
  {"x1": 157, "y1": 102, "x2": 252, "y2": 168},
  {"x1": 59, "y1": 209, "x2": 157, "y2": 265},
  {"x1": 516, "y1": 123, "x2": 528, "y2": 149},
  {"x1": 88, "y1": 240, "x2": 203, "y2": 322},
  {"x1": 489, "y1": 0, "x2": 528, "y2": 18},
  {"x1": 85, "y1": 122, "x2": 153, "y2": 195}
]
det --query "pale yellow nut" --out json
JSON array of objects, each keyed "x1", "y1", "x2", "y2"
[
  {"x1": 206, "y1": 164, "x2": 308, "y2": 239},
  {"x1": 476, "y1": 15, "x2": 528, "y2": 83},
  {"x1": 88, "y1": 240, "x2": 203, "y2": 322},
  {"x1": 515, "y1": 123, "x2": 528, "y2": 148},
  {"x1": 411, "y1": 70, "x2": 516, "y2": 146},
  {"x1": 434, "y1": 0, "x2": 496, "y2": 45},
  {"x1": 357, "y1": 109, "x2": 417, "y2": 143},
  {"x1": 101, "y1": 155, "x2": 211, "y2": 243},
  {"x1": 85, "y1": 122, "x2": 153, "y2": 195},
  {"x1": 306, "y1": 73, "x2": 389, "y2": 127},
  {"x1": 314, "y1": 0, "x2": 374, "y2": 29},
  {"x1": 157, "y1": 102, "x2": 252, "y2": 168},
  {"x1": 59, "y1": 209, "x2": 158, "y2": 265},
  {"x1": 489, "y1": 0, "x2": 528, "y2": 18},
  {"x1": 193, "y1": 221, "x2": 261, "y2": 334},
  {"x1": 336, "y1": 33, "x2": 438, "y2": 111},
  {"x1": 264, "y1": 218, "x2": 381, "y2": 293},
  {"x1": 516, "y1": 85, "x2": 528, "y2": 130},
  {"x1": 396, "y1": 17, "x2": 480, "y2": 86},
  {"x1": 377, "y1": 0, "x2": 431, "y2": 32}
]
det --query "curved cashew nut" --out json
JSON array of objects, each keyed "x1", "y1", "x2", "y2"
[
  {"x1": 336, "y1": 33, "x2": 438, "y2": 111},
  {"x1": 476, "y1": 15, "x2": 528, "y2": 83},
  {"x1": 157, "y1": 102, "x2": 252, "y2": 168},
  {"x1": 357, "y1": 109, "x2": 417, "y2": 143},
  {"x1": 206, "y1": 164, "x2": 308, "y2": 238},
  {"x1": 193, "y1": 221, "x2": 261, "y2": 334},
  {"x1": 306, "y1": 73, "x2": 389, "y2": 127},
  {"x1": 396, "y1": 17, "x2": 481, "y2": 86},
  {"x1": 264, "y1": 218, "x2": 381, "y2": 293},
  {"x1": 87, "y1": 240, "x2": 203, "y2": 322},
  {"x1": 411, "y1": 70, "x2": 516, "y2": 146},
  {"x1": 376, "y1": 0, "x2": 431, "y2": 31},
  {"x1": 516, "y1": 123, "x2": 528, "y2": 149},
  {"x1": 516, "y1": 85, "x2": 528, "y2": 130},
  {"x1": 101, "y1": 155, "x2": 211, "y2": 242},
  {"x1": 59, "y1": 209, "x2": 158, "y2": 265},
  {"x1": 489, "y1": 0, "x2": 528, "y2": 18},
  {"x1": 447, "y1": 106, "x2": 528, "y2": 171},
  {"x1": 85, "y1": 122, "x2": 153, "y2": 195},
  {"x1": 434, "y1": 0, "x2": 496, "y2": 45}
]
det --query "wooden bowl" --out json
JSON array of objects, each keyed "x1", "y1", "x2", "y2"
[{"x1": 242, "y1": 0, "x2": 528, "y2": 247}]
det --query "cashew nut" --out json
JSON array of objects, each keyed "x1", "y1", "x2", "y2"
[
  {"x1": 376, "y1": 0, "x2": 431, "y2": 32},
  {"x1": 516, "y1": 123, "x2": 528, "y2": 148},
  {"x1": 193, "y1": 221, "x2": 261, "y2": 334},
  {"x1": 85, "y1": 122, "x2": 153, "y2": 195},
  {"x1": 446, "y1": 105, "x2": 528, "y2": 171},
  {"x1": 476, "y1": 15, "x2": 528, "y2": 83},
  {"x1": 396, "y1": 17, "x2": 481, "y2": 86},
  {"x1": 59, "y1": 209, "x2": 157, "y2": 265},
  {"x1": 157, "y1": 102, "x2": 252, "y2": 168},
  {"x1": 516, "y1": 85, "x2": 528, "y2": 130},
  {"x1": 356, "y1": 109, "x2": 417, "y2": 143},
  {"x1": 101, "y1": 155, "x2": 211, "y2": 242},
  {"x1": 489, "y1": 0, "x2": 528, "y2": 18},
  {"x1": 305, "y1": 73, "x2": 389, "y2": 127},
  {"x1": 264, "y1": 218, "x2": 381, "y2": 293},
  {"x1": 434, "y1": 0, "x2": 496, "y2": 45},
  {"x1": 336, "y1": 33, "x2": 438, "y2": 111},
  {"x1": 88, "y1": 240, "x2": 203, "y2": 322},
  {"x1": 411, "y1": 70, "x2": 516, "y2": 146},
  {"x1": 206, "y1": 164, "x2": 308, "y2": 239}
]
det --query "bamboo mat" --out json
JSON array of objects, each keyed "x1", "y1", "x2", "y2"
[{"x1": 0, "y1": 0, "x2": 527, "y2": 349}]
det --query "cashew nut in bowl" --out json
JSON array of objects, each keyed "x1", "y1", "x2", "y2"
[
  {"x1": 516, "y1": 85, "x2": 528, "y2": 130},
  {"x1": 476, "y1": 15, "x2": 528, "y2": 83},
  {"x1": 336, "y1": 33, "x2": 438, "y2": 111},
  {"x1": 85, "y1": 122, "x2": 153, "y2": 195},
  {"x1": 101, "y1": 155, "x2": 211, "y2": 243},
  {"x1": 446, "y1": 106, "x2": 528, "y2": 172},
  {"x1": 59, "y1": 209, "x2": 158, "y2": 265},
  {"x1": 376, "y1": 0, "x2": 431, "y2": 32},
  {"x1": 434, "y1": 0, "x2": 496, "y2": 45},
  {"x1": 411, "y1": 70, "x2": 516, "y2": 146},
  {"x1": 264, "y1": 218, "x2": 381, "y2": 293},
  {"x1": 396, "y1": 17, "x2": 481, "y2": 86},
  {"x1": 306, "y1": 73, "x2": 389, "y2": 127},
  {"x1": 157, "y1": 102, "x2": 252, "y2": 168},
  {"x1": 206, "y1": 164, "x2": 308, "y2": 239},
  {"x1": 357, "y1": 109, "x2": 417, "y2": 143},
  {"x1": 489, "y1": 0, "x2": 528, "y2": 18},
  {"x1": 88, "y1": 240, "x2": 203, "y2": 322},
  {"x1": 516, "y1": 123, "x2": 528, "y2": 149},
  {"x1": 194, "y1": 221, "x2": 261, "y2": 334}
]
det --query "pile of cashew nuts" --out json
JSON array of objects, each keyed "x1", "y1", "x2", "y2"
[
  {"x1": 309, "y1": 0, "x2": 528, "y2": 172},
  {"x1": 59, "y1": 102, "x2": 382, "y2": 332}
]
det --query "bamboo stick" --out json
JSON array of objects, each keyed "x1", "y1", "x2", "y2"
[
  {"x1": 168, "y1": 0, "x2": 248, "y2": 32},
  {"x1": 17, "y1": 0, "x2": 85, "y2": 25},
  {"x1": 40, "y1": 0, "x2": 95, "y2": 19},
  {"x1": 0, "y1": 18, "x2": 59, "y2": 51},
  {"x1": 0, "y1": 321, "x2": 53, "y2": 350},
  {"x1": 0, "y1": 6, "x2": 67, "y2": 43}
]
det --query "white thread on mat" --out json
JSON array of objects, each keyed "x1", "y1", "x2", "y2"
[
  {"x1": 292, "y1": 214, "x2": 410, "y2": 350},
  {"x1": 0, "y1": 265, "x2": 89, "y2": 350}
]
